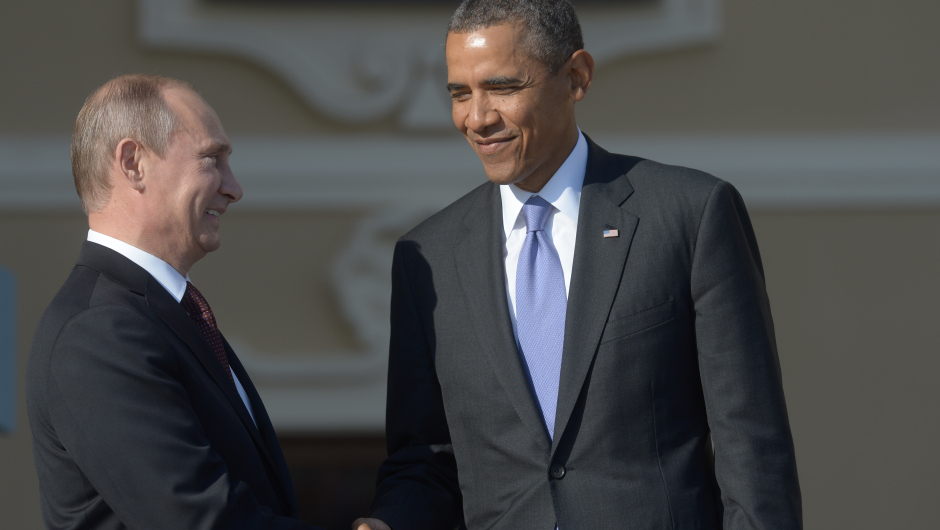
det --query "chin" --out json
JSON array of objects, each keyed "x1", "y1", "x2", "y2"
[
  {"x1": 198, "y1": 236, "x2": 222, "y2": 254},
  {"x1": 483, "y1": 168, "x2": 521, "y2": 186}
]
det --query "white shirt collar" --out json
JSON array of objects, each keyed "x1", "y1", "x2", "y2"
[
  {"x1": 500, "y1": 129, "x2": 588, "y2": 239},
  {"x1": 87, "y1": 230, "x2": 190, "y2": 302}
]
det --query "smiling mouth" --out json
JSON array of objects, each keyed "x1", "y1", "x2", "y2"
[
  {"x1": 475, "y1": 136, "x2": 515, "y2": 155},
  {"x1": 205, "y1": 209, "x2": 222, "y2": 219}
]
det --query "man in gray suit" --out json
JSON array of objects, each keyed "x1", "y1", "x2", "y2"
[{"x1": 357, "y1": 1, "x2": 801, "y2": 528}]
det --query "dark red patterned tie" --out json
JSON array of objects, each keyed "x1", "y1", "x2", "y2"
[{"x1": 181, "y1": 281, "x2": 234, "y2": 384}]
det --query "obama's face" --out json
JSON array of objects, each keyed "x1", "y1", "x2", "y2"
[{"x1": 446, "y1": 23, "x2": 590, "y2": 191}]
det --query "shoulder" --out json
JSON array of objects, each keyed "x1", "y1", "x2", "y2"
[
  {"x1": 50, "y1": 303, "x2": 176, "y2": 376},
  {"x1": 583, "y1": 136, "x2": 727, "y2": 214},
  {"x1": 33, "y1": 263, "x2": 152, "y2": 340},
  {"x1": 399, "y1": 180, "x2": 494, "y2": 245},
  {"x1": 26, "y1": 275, "x2": 178, "y2": 445},
  {"x1": 628, "y1": 157, "x2": 722, "y2": 202},
  {"x1": 606, "y1": 152, "x2": 735, "y2": 223},
  {"x1": 28, "y1": 265, "x2": 172, "y2": 393},
  {"x1": 585, "y1": 142, "x2": 750, "y2": 252}
]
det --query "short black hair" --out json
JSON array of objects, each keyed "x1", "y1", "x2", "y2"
[{"x1": 447, "y1": 0, "x2": 584, "y2": 74}]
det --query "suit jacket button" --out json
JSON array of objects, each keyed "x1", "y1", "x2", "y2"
[{"x1": 550, "y1": 464, "x2": 566, "y2": 479}]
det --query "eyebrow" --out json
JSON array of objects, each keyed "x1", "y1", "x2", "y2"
[
  {"x1": 447, "y1": 76, "x2": 525, "y2": 92},
  {"x1": 201, "y1": 141, "x2": 232, "y2": 156},
  {"x1": 481, "y1": 75, "x2": 523, "y2": 86}
]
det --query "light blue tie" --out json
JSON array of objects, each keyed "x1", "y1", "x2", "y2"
[{"x1": 516, "y1": 195, "x2": 567, "y2": 440}]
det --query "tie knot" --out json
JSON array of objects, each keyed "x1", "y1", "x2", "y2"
[
  {"x1": 521, "y1": 195, "x2": 553, "y2": 233},
  {"x1": 180, "y1": 282, "x2": 233, "y2": 384},
  {"x1": 181, "y1": 281, "x2": 212, "y2": 320}
]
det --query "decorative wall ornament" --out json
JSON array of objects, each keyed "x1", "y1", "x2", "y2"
[
  {"x1": 232, "y1": 204, "x2": 438, "y2": 386},
  {"x1": 230, "y1": 205, "x2": 439, "y2": 430},
  {"x1": 137, "y1": 0, "x2": 721, "y2": 129}
]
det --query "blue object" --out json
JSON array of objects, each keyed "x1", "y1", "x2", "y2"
[
  {"x1": 515, "y1": 195, "x2": 567, "y2": 441},
  {"x1": 0, "y1": 266, "x2": 15, "y2": 433}
]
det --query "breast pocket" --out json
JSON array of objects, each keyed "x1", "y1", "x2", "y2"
[{"x1": 600, "y1": 298, "x2": 676, "y2": 345}]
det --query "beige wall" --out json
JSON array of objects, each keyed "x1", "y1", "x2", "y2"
[
  {"x1": 583, "y1": 0, "x2": 940, "y2": 133},
  {"x1": 2, "y1": 0, "x2": 938, "y2": 528},
  {"x1": 755, "y1": 210, "x2": 940, "y2": 528},
  {"x1": 2, "y1": 0, "x2": 940, "y2": 136}
]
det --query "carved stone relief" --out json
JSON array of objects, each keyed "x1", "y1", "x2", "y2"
[{"x1": 137, "y1": 0, "x2": 721, "y2": 129}]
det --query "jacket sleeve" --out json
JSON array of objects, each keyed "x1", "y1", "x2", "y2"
[
  {"x1": 369, "y1": 239, "x2": 463, "y2": 530},
  {"x1": 690, "y1": 180, "x2": 803, "y2": 529},
  {"x1": 44, "y1": 305, "x2": 322, "y2": 530}
]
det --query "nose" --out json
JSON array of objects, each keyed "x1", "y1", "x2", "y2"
[
  {"x1": 465, "y1": 93, "x2": 500, "y2": 133},
  {"x1": 220, "y1": 165, "x2": 243, "y2": 203}
]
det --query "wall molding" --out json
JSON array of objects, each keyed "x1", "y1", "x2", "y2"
[
  {"x1": 5, "y1": 133, "x2": 940, "y2": 210},
  {"x1": 136, "y1": 0, "x2": 721, "y2": 129}
]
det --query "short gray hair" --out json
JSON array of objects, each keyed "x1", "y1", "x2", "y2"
[
  {"x1": 71, "y1": 74, "x2": 194, "y2": 213},
  {"x1": 447, "y1": 0, "x2": 584, "y2": 74}
]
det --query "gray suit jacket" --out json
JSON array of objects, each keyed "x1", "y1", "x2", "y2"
[{"x1": 370, "y1": 137, "x2": 801, "y2": 529}]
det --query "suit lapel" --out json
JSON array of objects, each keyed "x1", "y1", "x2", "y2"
[
  {"x1": 78, "y1": 242, "x2": 280, "y2": 476},
  {"x1": 226, "y1": 346, "x2": 298, "y2": 515},
  {"x1": 551, "y1": 139, "x2": 641, "y2": 456},
  {"x1": 145, "y1": 284, "x2": 271, "y2": 454},
  {"x1": 453, "y1": 184, "x2": 552, "y2": 453},
  {"x1": 149, "y1": 281, "x2": 298, "y2": 516}
]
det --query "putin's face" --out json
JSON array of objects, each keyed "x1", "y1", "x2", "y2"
[
  {"x1": 446, "y1": 23, "x2": 579, "y2": 191},
  {"x1": 143, "y1": 88, "x2": 242, "y2": 272}
]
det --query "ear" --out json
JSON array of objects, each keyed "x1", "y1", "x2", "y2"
[
  {"x1": 566, "y1": 49, "x2": 594, "y2": 102},
  {"x1": 114, "y1": 138, "x2": 146, "y2": 192}
]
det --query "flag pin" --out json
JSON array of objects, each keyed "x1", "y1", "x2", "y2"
[{"x1": 603, "y1": 229, "x2": 619, "y2": 238}]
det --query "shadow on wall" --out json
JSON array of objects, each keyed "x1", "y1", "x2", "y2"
[{"x1": 280, "y1": 435, "x2": 387, "y2": 530}]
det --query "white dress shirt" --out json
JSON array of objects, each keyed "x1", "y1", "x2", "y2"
[
  {"x1": 87, "y1": 230, "x2": 256, "y2": 425},
  {"x1": 500, "y1": 130, "x2": 588, "y2": 338}
]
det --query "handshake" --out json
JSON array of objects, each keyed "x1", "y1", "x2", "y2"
[{"x1": 353, "y1": 519, "x2": 390, "y2": 530}]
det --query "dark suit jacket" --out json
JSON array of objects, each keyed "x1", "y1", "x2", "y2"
[
  {"x1": 370, "y1": 137, "x2": 801, "y2": 529},
  {"x1": 26, "y1": 242, "x2": 321, "y2": 530}
]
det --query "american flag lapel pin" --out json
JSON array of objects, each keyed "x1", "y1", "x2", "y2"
[{"x1": 603, "y1": 228, "x2": 619, "y2": 238}]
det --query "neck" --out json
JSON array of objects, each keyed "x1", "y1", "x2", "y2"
[
  {"x1": 89, "y1": 214, "x2": 194, "y2": 276},
  {"x1": 513, "y1": 126, "x2": 580, "y2": 193}
]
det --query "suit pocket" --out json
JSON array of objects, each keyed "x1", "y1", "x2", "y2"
[{"x1": 600, "y1": 298, "x2": 675, "y2": 345}]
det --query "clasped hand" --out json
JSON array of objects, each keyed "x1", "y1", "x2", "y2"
[{"x1": 353, "y1": 517, "x2": 391, "y2": 530}]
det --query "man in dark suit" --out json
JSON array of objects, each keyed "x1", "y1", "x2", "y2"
[
  {"x1": 27, "y1": 74, "x2": 324, "y2": 529},
  {"x1": 356, "y1": 1, "x2": 801, "y2": 529}
]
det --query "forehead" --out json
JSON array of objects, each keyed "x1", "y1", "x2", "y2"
[
  {"x1": 163, "y1": 87, "x2": 228, "y2": 149},
  {"x1": 445, "y1": 23, "x2": 539, "y2": 77}
]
